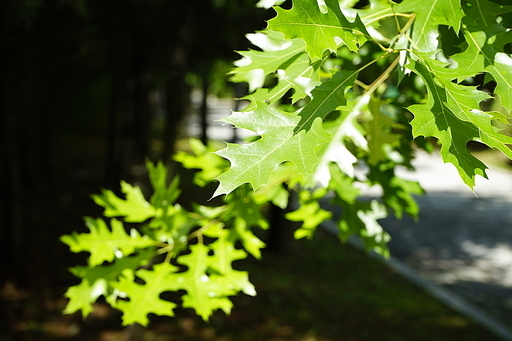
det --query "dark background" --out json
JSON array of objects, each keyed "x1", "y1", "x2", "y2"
[{"x1": 0, "y1": 0, "x2": 273, "y2": 281}]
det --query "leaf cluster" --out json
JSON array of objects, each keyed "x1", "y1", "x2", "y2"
[
  {"x1": 214, "y1": 0, "x2": 512, "y2": 249},
  {"x1": 61, "y1": 150, "x2": 270, "y2": 325},
  {"x1": 61, "y1": 0, "x2": 512, "y2": 326}
]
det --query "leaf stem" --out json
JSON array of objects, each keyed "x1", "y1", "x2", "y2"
[
  {"x1": 391, "y1": 5, "x2": 402, "y2": 33},
  {"x1": 364, "y1": 12, "x2": 413, "y2": 27},
  {"x1": 354, "y1": 79, "x2": 370, "y2": 90},
  {"x1": 188, "y1": 220, "x2": 221, "y2": 241},
  {"x1": 156, "y1": 243, "x2": 174, "y2": 258},
  {"x1": 388, "y1": 13, "x2": 416, "y2": 52},
  {"x1": 164, "y1": 247, "x2": 173, "y2": 263},
  {"x1": 355, "y1": 50, "x2": 394, "y2": 75},
  {"x1": 365, "y1": 55, "x2": 400, "y2": 97}
]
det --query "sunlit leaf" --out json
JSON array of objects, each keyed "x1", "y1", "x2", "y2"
[
  {"x1": 267, "y1": 0, "x2": 369, "y2": 60},
  {"x1": 61, "y1": 218, "x2": 154, "y2": 266},
  {"x1": 92, "y1": 182, "x2": 155, "y2": 223},
  {"x1": 214, "y1": 100, "x2": 330, "y2": 196}
]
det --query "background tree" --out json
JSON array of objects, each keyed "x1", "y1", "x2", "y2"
[{"x1": 0, "y1": 0, "x2": 268, "y2": 282}]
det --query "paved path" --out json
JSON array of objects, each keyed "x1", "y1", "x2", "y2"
[
  {"x1": 382, "y1": 151, "x2": 512, "y2": 329},
  {"x1": 189, "y1": 97, "x2": 512, "y2": 334}
]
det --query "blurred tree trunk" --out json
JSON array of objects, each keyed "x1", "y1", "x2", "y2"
[
  {"x1": 163, "y1": 65, "x2": 189, "y2": 163},
  {"x1": 0, "y1": 4, "x2": 25, "y2": 278},
  {"x1": 266, "y1": 190, "x2": 297, "y2": 254},
  {"x1": 104, "y1": 73, "x2": 123, "y2": 188},
  {"x1": 162, "y1": 6, "x2": 193, "y2": 162},
  {"x1": 200, "y1": 79, "x2": 209, "y2": 145},
  {"x1": 131, "y1": 51, "x2": 151, "y2": 165}
]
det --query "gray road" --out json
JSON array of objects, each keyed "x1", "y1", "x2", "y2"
[{"x1": 382, "y1": 151, "x2": 512, "y2": 328}]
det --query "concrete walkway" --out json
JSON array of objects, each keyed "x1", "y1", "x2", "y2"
[{"x1": 382, "y1": 151, "x2": 512, "y2": 330}]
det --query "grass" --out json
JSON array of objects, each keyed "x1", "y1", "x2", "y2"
[
  {"x1": 2, "y1": 136, "x2": 508, "y2": 341},
  {"x1": 7, "y1": 230, "x2": 500, "y2": 341}
]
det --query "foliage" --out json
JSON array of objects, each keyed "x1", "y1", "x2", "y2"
[
  {"x1": 61, "y1": 153, "x2": 266, "y2": 325},
  {"x1": 61, "y1": 0, "x2": 512, "y2": 327}
]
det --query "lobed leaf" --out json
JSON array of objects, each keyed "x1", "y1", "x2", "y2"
[
  {"x1": 314, "y1": 96, "x2": 368, "y2": 186},
  {"x1": 367, "y1": 166, "x2": 424, "y2": 220},
  {"x1": 328, "y1": 163, "x2": 390, "y2": 257},
  {"x1": 214, "y1": 100, "x2": 330, "y2": 196},
  {"x1": 147, "y1": 160, "x2": 181, "y2": 209},
  {"x1": 92, "y1": 182, "x2": 155, "y2": 223},
  {"x1": 113, "y1": 263, "x2": 180, "y2": 325},
  {"x1": 453, "y1": 24, "x2": 512, "y2": 111},
  {"x1": 407, "y1": 56, "x2": 512, "y2": 188},
  {"x1": 287, "y1": 187, "x2": 332, "y2": 239},
  {"x1": 231, "y1": 36, "x2": 305, "y2": 92},
  {"x1": 394, "y1": 0, "x2": 464, "y2": 52},
  {"x1": 61, "y1": 218, "x2": 155, "y2": 266},
  {"x1": 267, "y1": 0, "x2": 369, "y2": 60},
  {"x1": 63, "y1": 250, "x2": 153, "y2": 318},
  {"x1": 296, "y1": 69, "x2": 359, "y2": 132},
  {"x1": 366, "y1": 98, "x2": 400, "y2": 166},
  {"x1": 249, "y1": 52, "x2": 321, "y2": 104},
  {"x1": 174, "y1": 138, "x2": 229, "y2": 187},
  {"x1": 172, "y1": 243, "x2": 236, "y2": 320}
]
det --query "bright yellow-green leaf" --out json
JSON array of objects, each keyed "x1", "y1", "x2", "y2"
[
  {"x1": 61, "y1": 218, "x2": 155, "y2": 266},
  {"x1": 92, "y1": 181, "x2": 156, "y2": 222},
  {"x1": 287, "y1": 188, "x2": 332, "y2": 239},
  {"x1": 173, "y1": 244, "x2": 236, "y2": 320},
  {"x1": 231, "y1": 35, "x2": 305, "y2": 92},
  {"x1": 367, "y1": 98, "x2": 400, "y2": 165},
  {"x1": 113, "y1": 263, "x2": 179, "y2": 326}
]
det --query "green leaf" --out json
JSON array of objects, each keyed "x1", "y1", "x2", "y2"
[
  {"x1": 328, "y1": 163, "x2": 390, "y2": 257},
  {"x1": 205, "y1": 227, "x2": 256, "y2": 296},
  {"x1": 61, "y1": 218, "x2": 155, "y2": 266},
  {"x1": 173, "y1": 243, "x2": 235, "y2": 320},
  {"x1": 63, "y1": 250, "x2": 153, "y2": 318},
  {"x1": 462, "y1": 0, "x2": 512, "y2": 28},
  {"x1": 214, "y1": 100, "x2": 330, "y2": 196},
  {"x1": 174, "y1": 138, "x2": 229, "y2": 187},
  {"x1": 63, "y1": 278, "x2": 108, "y2": 317},
  {"x1": 231, "y1": 36, "x2": 306, "y2": 92},
  {"x1": 296, "y1": 69, "x2": 359, "y2": 132},
  {"x1": 146, "y1": 160, "x2": 181, "y2": 209},
  {"x1": 366, "y1": 98, "x2": 400, "y2": 165},
  {"x1": 407, "y1": 56, "x2": 512, "y2": 188},
  {"x1": 452, "y1": 24, "x2": 512, "y2": 111},
  {"x1": 367, "y1": 166, "x2": 424, "y2": 219},
  {"x1": 287, "y1": 188, "x2": 332, "y2": 239},
  {"x1": 230, "y1": 221, "x2": 266, "y2": 259},
  {"x1": 113, "y1": 263, "x2": 179, "y2": 326},
  {"x1": 92, "y1": 181, "x2": 156, "y2": 223},
  {"x1": 249, "y1": 52, "x2": 322, "y2": 104},
  {"x1": 395, "y1": 0, "x2": 464, "y2": 52},
  {"x1": 314, "y1": 96, "x2": 368, "y2": 185},
  {"x1": 222, "y1": 186, "x2": 268, "y2": 258},
  {"x1": 69, "y1": 249, "x2": 153, "y2": 283},
  {"x1": 224, "y1": 186, "x2": 269, "y2": 230},
  {"x1": 252, "y1": 163, "x2": 294, "y2": 208},
  {"x1": 267, "y1": 0, "x2": 369, "y2": 60},
  {"x1": 61, "y1": 0, "x2": 512, "y2": 325},
  {"x1": 146, "y1": 206, "x2": 196, "y2": 254}
]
